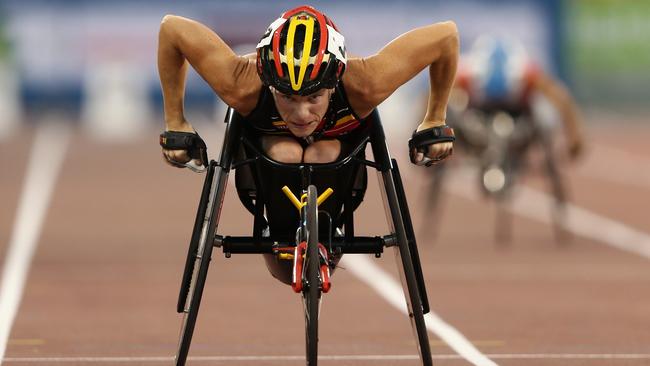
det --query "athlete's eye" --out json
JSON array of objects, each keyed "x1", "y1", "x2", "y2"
[{"x1": 309, "y1": 93, "x2": 324, "y2": 102}]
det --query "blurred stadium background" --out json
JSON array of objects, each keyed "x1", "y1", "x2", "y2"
[{"x1": 0, "y1": 0, "x2": 648, "y2": 140}]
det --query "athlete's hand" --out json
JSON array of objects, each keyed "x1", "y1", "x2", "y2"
[
  {"x1": 162, "y1": 148, "x2": 193, "y2": 168},
  {"x1": 410, "y1": 121, "x2": 454, "y2": 166},
  {"x1": 161, "y1": 121, "x2": 200, "y2": 168}
]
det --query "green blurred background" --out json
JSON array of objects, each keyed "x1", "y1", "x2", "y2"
[{"x1": 566, "y1": 0, "x2": 650, "y2": 110}]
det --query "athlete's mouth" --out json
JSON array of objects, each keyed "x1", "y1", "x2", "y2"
[{"x1": 289, "y1": 121, "x2": 316, "y2": 129}]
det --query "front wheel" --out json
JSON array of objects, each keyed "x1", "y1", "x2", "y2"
[{"x1": 304, "y1": 185, "x2": 320, "y2": 365}]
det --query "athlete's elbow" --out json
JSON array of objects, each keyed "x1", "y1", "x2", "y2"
[
  {"x1": 161, "y1": 14, "x2": 181, "y2": 25},
  {"x1": 437, "y1": 21, "x2": 459, "y2": 55},
  {"x1": 160, "y1": 14, "x2": 187, "y2": 35},
  {"x1": 440, "y1": 21, "x2": 459, "y2": 44},
  {"x1": 441, "y1": 21, "x2": 458, "y2": 35},
  {"x1": 160, "y1": 14, "x2": 176, "y2": 37}
]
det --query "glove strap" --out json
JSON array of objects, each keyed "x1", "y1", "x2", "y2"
[
  {"x1": 408, "y1": 125, "x2": 455, "y2": 152},
  {"x1": 159, "y1": 131, "x2": 207, "y2": 161}
]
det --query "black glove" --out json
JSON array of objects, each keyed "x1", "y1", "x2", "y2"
[
  {"x1": 160, "y1": 131, "x2": 208, "y2": 168},
  {"x1": 408, "y1": 125, "x2": 455, "y2": 166}
]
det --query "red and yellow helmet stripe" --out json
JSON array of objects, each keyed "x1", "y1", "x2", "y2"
[
  {"x1": 271, "y1": 6, "x2": 330, "y2": 92},
  {"x1": 257, "y1": 5, "x2": 345, "y2": 95},
  {"x1": 286, "y1": 14, "x2": 314, "y2": 91}
]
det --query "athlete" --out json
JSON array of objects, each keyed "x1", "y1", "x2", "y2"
[
  {"x1": 424, "y1": 36, "x2": 585, "y2": 242},
  {"x1": 451, "y1": 36, "x2": 584, "y2": 158},
  {"x1": 158, "y1": 5, "x2": 458, "y2": 168}
]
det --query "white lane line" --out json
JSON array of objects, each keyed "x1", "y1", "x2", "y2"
[
  {"x1": 341, "y1": 255, "x2": 498, "y2": 366},
  {"x1": 445, "y1": 169, "x2": 650, "y2": 260},
  {"x1": 490, "y1": 354, "x2": 650, "y2": 359},
  {"x1": 0, "y1": 121, "x2": 71, "y2": 365},
  {"x1": 515, "y1": 185, "x2": 650, "y2": 259},
  {"x1": 4, "y1": 353, "x2": 650, "y2": 362}
]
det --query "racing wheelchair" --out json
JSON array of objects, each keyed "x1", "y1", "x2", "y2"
[
  {"x1": 427, "y1": 105, "x2": 569, "y2": 244},
  {"x1": 164, "y1": 108, "x2": 449, "y2": 365}
]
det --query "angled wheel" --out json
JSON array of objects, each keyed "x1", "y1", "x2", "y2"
[
  {"x1": 175, "y1": 225, "x2": 215, "y2": 366},
  {"x1": 381, "y1": 169, "x2": 433, "y2": 366},
  {"x1": 303, "y1": 185, "x2": 321, "y2": 366},
  {"x1": 541, "y1": 134, "x2": 571, "y2": 244},
  {"x1": 393, "y1": 245, "x2": 432, "y2": 366},
  {"x1": 175, "y1": 167, "x2": 229, "y2": 366},
  {"x1": 178, "y1": 162, "x2": 216, "y2": 313},
  {"x1": 392, "y1": 160, "x2": 430, "y2": 314}
]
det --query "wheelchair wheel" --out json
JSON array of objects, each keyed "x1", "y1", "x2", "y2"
[
  {"x1": 176, "y1": 166, "x2": 228, "y2": 366},
  {"x1": 304, "y1": 185, "x2": 320, "y2": 366},
  {"x1": 541, "y1": 134, "x2": 571, "y2": 244},
  {"x1": 176, "y1": 229, "x2": 215, "y2": 366},
  {"x1": 178, "y1": 162, "x2": 216, "y2": 313},
  {"x1": 393, "y1": 244, "x2": 432, "y2": 366},
  {"x1": 383, "y1": 165, "x2": 433, "y2": 366}
]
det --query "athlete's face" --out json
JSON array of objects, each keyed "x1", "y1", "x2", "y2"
[{"x1": 270, "y1": 87, "x2": 334, "y2": 138}]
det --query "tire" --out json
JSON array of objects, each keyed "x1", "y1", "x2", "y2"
[
  {"x1": 394, "y1": 246, "x2": 432, "y2": 366},
  {"x1": 176, "y1": 234, "x2": 214, "y2": 366},
  {"x1": 176, "y1": 167, "x2": 228, "y2": 366},
  {"x1": 541, "y1": 135, "x2": 571, "y2": 244},
  {"x1": 304, "y1": 185, "x2": 320, "y2": 366},
  {"x1": 178, "y1": 162, "x2": 215, "y2": 313},
  {"x1": 382, "y1": 171, "x2": 432, "y2": 366}
]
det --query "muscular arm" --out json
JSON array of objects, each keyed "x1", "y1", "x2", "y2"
[
  {"x1": 344, "y1": 21, "x2": 459, "y2": 164},
  {"x1": 157, "y1": 14, "x2": 261, "y2": 130},
  {"x1": 534, "y1": 74, "x2": 585, "y2": 157},
  {"x1": 344, "y1": 21, "x2": 459, "y2": 125}
]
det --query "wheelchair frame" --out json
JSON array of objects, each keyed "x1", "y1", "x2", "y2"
[
  {"x1": 435, "y1": 107, "x2": 569, "y2": 244},
  {"x1": 174, "y1": 108, "x2": 433, "y2": 365}
]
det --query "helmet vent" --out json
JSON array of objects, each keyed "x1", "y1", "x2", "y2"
[{"x1": 256, "y1": 6, "x2": 345, "y2": 95}]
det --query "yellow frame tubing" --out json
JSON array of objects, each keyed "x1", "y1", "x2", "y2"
[{"x1": 282, "y1": 186, "x2": 334, "y2": 212}]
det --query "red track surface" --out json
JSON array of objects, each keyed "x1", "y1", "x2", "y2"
[{"x1": 1, "y1": 122, "x2": 649, "y2": 365}]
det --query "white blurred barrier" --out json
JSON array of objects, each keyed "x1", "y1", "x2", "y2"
[
  {"x1": 81, "y1": 62, "x2": 152, "y2": 141},
  {"x1": 0, "y1": 62, "x2": 21, "y2": 140}
]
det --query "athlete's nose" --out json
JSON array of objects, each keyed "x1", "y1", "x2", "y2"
[{"x1": 294, "y1": 102, "x2": 312, "y2": 122}]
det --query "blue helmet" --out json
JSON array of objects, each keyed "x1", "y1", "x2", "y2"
[{"x1": 467, "y1": 36, "x2": 530, "y2": 102}]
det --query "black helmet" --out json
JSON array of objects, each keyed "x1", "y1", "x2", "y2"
[{"x1": 256, "y1": 5, "x2": 346, "y2": 95}]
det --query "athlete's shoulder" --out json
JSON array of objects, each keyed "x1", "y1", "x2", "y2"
[
  {"x1": 341, "y1": 58, "x2": 367, "y2": 88},
  {"x1": 242, "y1": 86, "x2": 273, "y2": 121},
  {"x1": 339, "y1": 58, "x2": 375, "y2": 118},
  {"x1": 229, "y1": 57, "x2": 264, "y2": 116}
]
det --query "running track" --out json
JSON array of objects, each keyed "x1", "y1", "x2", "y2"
[{"x1": 1, "y1": 119, "x2": 649, "y2": 365}]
